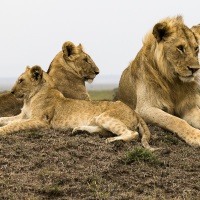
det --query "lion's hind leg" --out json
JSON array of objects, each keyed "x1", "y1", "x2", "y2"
[
  {"x1": 72, "y1": 126, "x2": 103, "y2": 134},
  {"x1": 94, "y1": 113, "x2": 139, "y2": 143},
  {"x1": 105, "y1": 131, "x2": 139, "y2": 143}
]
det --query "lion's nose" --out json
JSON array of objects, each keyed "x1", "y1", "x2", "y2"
[
  {"x1": 11, "y1": 90, "x2": 15, "y2": 94},
  {"x1": 95, "y1": 71, "x2": 99, "y2": 75},
  {"x1": 187, "y1": 66, "x2": 199, "y2": 74}
]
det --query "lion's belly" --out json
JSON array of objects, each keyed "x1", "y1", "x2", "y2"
[{"x1": 50, "y1": 111, "x2": 96, "y2": 129}]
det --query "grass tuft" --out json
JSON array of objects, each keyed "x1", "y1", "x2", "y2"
[{"x1": 122, "y1": 147, "x2": 158, "y2": 164}]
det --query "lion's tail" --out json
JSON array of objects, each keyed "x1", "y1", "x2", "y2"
[{"x1": 138, "y1": 115, "x2": 159, "y2": 151}]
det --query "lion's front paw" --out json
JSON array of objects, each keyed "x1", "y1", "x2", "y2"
[
  {"x1": 184, "y1": 130, "x2": 200, "y2": 147},
  {"x1": 186, "y1": 137, "x2": 200, "y2": 147}
]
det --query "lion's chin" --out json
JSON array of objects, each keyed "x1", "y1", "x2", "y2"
[
  {"x1": 86, "y1": 79, "x2": 93, "y2": 83},
  {"x1": 14, "y1": 93, "x2": 25, "y2": 99},
  {"x1": 179, "y1": 75, "x2": 195, "y2": 83}
]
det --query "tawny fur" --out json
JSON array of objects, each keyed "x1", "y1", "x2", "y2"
[
  {"x1": 0, "y1": 66, "x2": 156, "y2": 151},
  {"x1": 191, "y1": 24, "x2": 200, "y2": 43},
  {"x1": 117, "y1": 16, "x2": 200, "y2": 147},
  {"x1": 0, "y1": 41, "x2": 99, "y2": 117}
]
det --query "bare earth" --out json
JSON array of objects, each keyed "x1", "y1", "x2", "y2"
[{"x1": 0, "y1": 124, "x2": 200, "y2": 200}]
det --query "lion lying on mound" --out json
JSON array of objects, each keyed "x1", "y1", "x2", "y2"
[
  {"x1": 0, "y1": 65, "x2": 156, "y2": 151},
  {"x1": 117, "y1": 16, "x2": 200, "y2": 146},
  {"x1": 0, "y1": 41, "x2": 99, "y2": 117}
]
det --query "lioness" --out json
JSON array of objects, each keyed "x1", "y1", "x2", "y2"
[
  {"x1": 47, "y1": 41, "x2": 99, "y2": 100},
  {"x1": 0, "y1": 41, "x2": 99, "y2": 117},
  {"x1": 0, "y1": 65, "x2": 156, "y2": 151},
  {"x1": 117, "y1": 16, "x2": 200, "y2": 146}
]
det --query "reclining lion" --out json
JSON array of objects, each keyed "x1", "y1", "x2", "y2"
[
  {"x1": 0, "y1": 65, "x2": 156, "y2": 151},
  {"x1": 0, "y1": 41, "x2": 99, "y2": 117},
  {"x1": 117, "y1": 16, "x2": 200, "y2": 146}
]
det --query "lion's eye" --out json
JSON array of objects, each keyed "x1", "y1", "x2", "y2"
[
  {"x1": 195, "y1": 46, "x2": 199, "y2": 53},
  {"x1": 177, "y1": 45, "x2": 185, "y2": 53},
  {"x1": 83, "y1": 57, "x2": 88, "y2": 63},
  {"x1": 18, "y1": 79, "x2": 24, "y2": 84}
]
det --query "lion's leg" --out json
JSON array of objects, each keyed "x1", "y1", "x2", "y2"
[
  {"x1": 105, "y1": 131, "x2": 139, "y2": 143},
  {"x1": 94, "y1": 113, "x2": 139, "y2": 142},
  {"x1": 138, "y1": 106, "x2": 200, "y2": 146},
  {"x1": 0, "y1": 119, "x2": 48, "y2": 135},
  {"x1": 72, "y1": 126, "x2": 103, "y2": 134},
  {"x1": 182, "y1": 107, "x2": 200, "y2": 129},
  {"x1": 0, "y1": 113, "x2": 24, "y2": 126}
]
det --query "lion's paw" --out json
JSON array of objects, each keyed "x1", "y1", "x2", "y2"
[
  {"x1": 72, "y1": 127, "x2": 79, "y2": 134},
  {"x1": 105, "y1": 137, "x2": 117, "y2": 143},
  {"x1": 184, "y1": 130, "x2": 200, "y2": 147},
  {"x1": 186, "y1": 137, "x2": 200, "y2": 147}
]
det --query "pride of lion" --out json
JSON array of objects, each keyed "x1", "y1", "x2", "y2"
[
  {"x1": 0, "y1": 41, "x2": 99, "y2": 117},
  {"x1": 0, "y1": 66, "x2": 156, "y2": 151},
  {"x1": 0, "y1": 15, "x2": 200, "y2": 149}
]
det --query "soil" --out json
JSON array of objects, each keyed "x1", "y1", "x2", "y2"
[{"x1": 0, "y1": 125, "x2": 200, "y2": 200}]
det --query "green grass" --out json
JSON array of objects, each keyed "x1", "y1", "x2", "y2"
[
  {"x1": 122, "y1": 147, "x2": 158, "y2": 164},
  {"x1": 88, "y1": 90, "x2": 115, "y2": 101}
]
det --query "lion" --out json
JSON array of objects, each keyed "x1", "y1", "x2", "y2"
[
  {"x1": 0, "y1": 92, "x2": 23, "y2": 117},
  {"x1": 47, "y1": 41, "x2": 99, "y2": 100},
  {"x1": 117, "y1": 16, "x2": 200, "y2": 147},
  {"x1": 0, "y1": 65, "x2": 157, "y2": 151},
  {"x1": 0, "y1": 41, "x2": 99, "y2": 117}
]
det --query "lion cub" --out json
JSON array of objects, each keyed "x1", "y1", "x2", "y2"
[{"x1": 0, "y1": 66, "x2": 156, "y2": 151}]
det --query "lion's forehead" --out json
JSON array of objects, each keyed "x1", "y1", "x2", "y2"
[
  {"x1": 175, "y1": 26, "x2": 198, "y2": 47},
  {"x1": 18, "y1": 73, "x2": 26, "y2": 81}
]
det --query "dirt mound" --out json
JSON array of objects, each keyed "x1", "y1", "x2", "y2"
[{"x1": 1, "y1": 125, "x2": 200, "y2": 199}]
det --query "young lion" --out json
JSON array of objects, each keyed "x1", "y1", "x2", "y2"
[
  {"x1": 47, "y1": 41, "x2": 99, "y2": 100},
  {"x1": 0, "y1": 66, "x2": 156, "y2": 151},
  {"x1": 117, "y1": 16, "x2": 200, "y2": 146},
  {"x1": 0, "y1": 41, "x2": 99, "y2": 117}
]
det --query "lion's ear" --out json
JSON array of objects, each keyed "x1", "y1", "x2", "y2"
[
  {"x1": 191, "y1": 24, "x2": 200, "y2": 44},
  {"x1": 153, "y1": 22, "x2": 171, "y2": 43},
  {"x1": 25, "y1": 66, "x2": 31, "y2": 71},
  {"x1": 62, "y1": 41, "x2": 78, "y2": 61},
  {"x1": 77, "y1": 43, "x2": 84, "y2": 52},
  {"x1": 30, "y1": 65, "x2": 43, "y2": 81}
]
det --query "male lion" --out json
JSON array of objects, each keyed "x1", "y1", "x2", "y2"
[
  {"x1": 117, "y1": 16, "x2": 200, "y2": 146},
  {"x1": 0, "y1": 41, "x2": 99, "y2": 117},
  {"x1": 0, "y1": 65, "x2": 156, "y2": 151}
]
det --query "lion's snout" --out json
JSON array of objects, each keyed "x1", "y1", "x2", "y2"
[
  {"x1": 95, "y1": 71, "x2": 99, "y2": 75},
  {"x1": 187, "y1": 66, "x2": 200, "y2": 74},
  {"x1": 10, "y1": 90, "x2": 15, "y2": 95}
]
